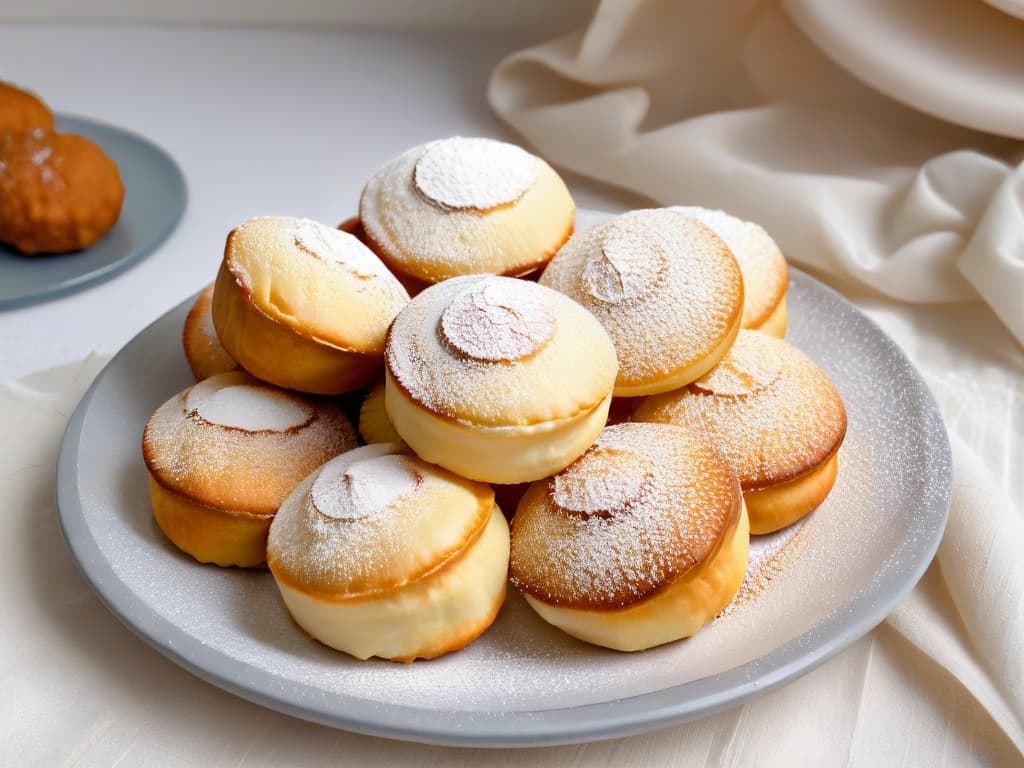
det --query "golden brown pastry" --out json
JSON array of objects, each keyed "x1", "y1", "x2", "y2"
[
  {"x1": 211, "y1": 215, "x2": 410, "y2": 394},
  {"x1": 673, "y1": 206, "x2": 789, "y2": 337},
  {"x1": 142, "y1": 371, "x2": 358, "y2": 567},
  {"x1": 0, "y1": 129, "x2": 123, "y2": 254},
  {"x1": 510, "y1": 422, "x2": 748, "y2": 651},
  {"x1": 267, "y1": 443, "x2": 510, "y2": 661},
  {"x1": 359, "y1": 136, "x2": 575, "y2": 285},
  {"x1": 357, "y1": 381, "x2": 405, "y2": 447},
  {"x1": 384, "y1": 275, "x2": 618, "y2": 484},
  {"x1": 539, "y1": 208, "x2": 744, "y2": 397},
  {"x1": 0, "y1": 82, "x2": 55, "y2": 135},
  {"x1": 182, "y1": 283, "x2": 240, "y2": 381},
  {"x1": 635, "y1": 330, "x2": 846, "y2": 534}
]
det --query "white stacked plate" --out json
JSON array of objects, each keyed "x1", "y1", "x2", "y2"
[{"x1": 783, "y1": 0, "x2": 1024, "y2": 139}]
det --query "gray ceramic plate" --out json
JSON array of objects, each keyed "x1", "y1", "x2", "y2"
[
  {"x1": 0, "y1": 115, "x2": 186, "y2": 310},
  {"x1": 56, "y1": 269, "x2": 951, "y2": 747}
]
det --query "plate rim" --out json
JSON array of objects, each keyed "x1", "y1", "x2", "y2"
[
  {"x1": 55, "y1": 268, "x2": 952, "y2": 748},
  {"x1": 0, "y1": 113, "x2": 187, "y2": 311}
]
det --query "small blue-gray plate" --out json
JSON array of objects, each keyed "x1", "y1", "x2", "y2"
[{"x1": 0, "y1": 115, "x2": 186, "y2": 310}]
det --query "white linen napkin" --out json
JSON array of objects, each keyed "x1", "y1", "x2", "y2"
[
  {"x1": 488, "y1": 0, "x2": 1024, "y2": 346},
  {"x1": 488, "y1": 0, "x2": 1024, "y2": 760}
]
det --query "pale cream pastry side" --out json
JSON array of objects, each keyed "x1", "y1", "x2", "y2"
[
  {"x1": 267, "y1": 443, "x2": 509, "y2": 662},
  {"x1": 384, "y1": 275, "x2": 618, "y2": 484},
  {"x1": 635, "y1": 330, "x2": 847, "y2": 534},
  {"x1": 142, "y1": 371, "x2": 358, "y2": 567},
  {"x1": 540, "y1": 208, "x2": 744, "y2": 397},
  {"x1": 510, "y1": 422, "x2": 749, "y2": 652},
  {"x1": 672, "y1": 206, "x2": 789, "y2": 337},
  {"x1": 211, "y1": 215, "x2": 410, "y2": 394},
  {"x1": 359, "y1": 136, "x2": 575, "y2": 285}
]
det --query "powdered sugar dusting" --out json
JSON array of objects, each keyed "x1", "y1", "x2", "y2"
[
  {"x1": 185, "y1": 376, "x2": 313, "y2": 433},
  {"x1": 439, "y1": 278, "x2": 555, "y2": 362},
  {"x1": 511, "y1": 423, "x2": 740, "y2": 608},
  {"x1": 386, "y1": 275, "x2": 616, "y2": 426},
  {"x1": 268, "y1": 444, "x2": 488, "y2": 596},
  {"x1": 718, "y1": 520, "x2": 805, "y2": 618},
  {"x1": 636, "y1": 330, "x2": 846, "y2": 488},
  {"x1": 672, "y1": 206, "x2": 788, "y2": 328},
  {"x1": 143, "y1": 372, "x2": 358, "y2": 513},
  {"x1": 541, "y1": 209, "x2": 742, "y2": 388},
  {"x1": 292, "y1": 218, "x2": 392, "y2": 280},
  {"x1": 311, "y1": 453, "x2": 421, "y2": 521},
  {"x1": 691, "y1": 333, "x2": 783, "y2": 396},
  {"x1": 414, "y1": 137, "x2": 537, "y2": 211},
  {"x1": 551, "y1": 448, "x2": 653, "y2": 516},
  {"x1": 582, "y1": 220, "x2": 669, "y2": 304}
]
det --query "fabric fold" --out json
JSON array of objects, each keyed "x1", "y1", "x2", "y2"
[{"x1": 488, "y1": 0, "x2": 1024, "y2": 343}]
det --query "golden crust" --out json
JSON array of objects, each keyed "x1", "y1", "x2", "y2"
[
  {"x1": 271, "y1": 498, "x2": 509, "y2": 662},
  {"x1": 383, "y1": 275, "x2": 616, "y2": 483},
  {"x1": 384, "y1": 368, "x2": 612, "y2": 484},
  {"x1": 671, "y1": 206, "x2": 789, "y2": 331},
  {"x1": 750, "y1": 293, "x2": 787, "y2": 338},
  {"x1": 359, "y1": 137, "x2": 575, "y2": 283},
  {"x1": 148, "y1": 476, "x2": 272, "y2": 568},
  {"x1": 142, "y1": 371, "x2": 358, "y2": 516},
  {"x1": 509, "y1": 422, "x2": 743, "y2": 611},
  {"x1": 212, "y1": 261, "x2": 384, "y2": 394},
  {"x1": 182, "y1": 283, "x2": 240, "y2": 380},
  {"x1": 267, "y1": 445, "x2": 495, "y2": 597},
  {"x1": 385, "y1": 275, "x2": 617, "y2": 427},
  {"x1": 635, "y1": 330, "x2": 846, "y2": 490},
  {"x1": 211, "y1": 216, "x2": 410, "y2": 394},
  {"x1": 523, "y1": 506, "x2": 749, "y2": 651},
  {"x1": 745, "y1": 451, "x2": 840, "y2": 534},
  {"x1": 0, "y1": 129, "x2": 123, "y2": 254},
  {"x1": 219, "y1": 216, "x2": 410, "y2": 352},
  {"x1": 357, "y1": 381, "x2": 405, "y2": 446},
  {"x1": 267, "y1": 445, "x2": 509, "y2": 661},
  {"x1": 540, "y1": 208, "x2": 744, "y2": 396},
  {"x1": 0, "y1": 82, "x2": 54, "y2": 135}
]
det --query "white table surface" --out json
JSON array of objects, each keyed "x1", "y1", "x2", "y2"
[{"x1": 0, "y1": 22, "x2": 640, "y2": 381}]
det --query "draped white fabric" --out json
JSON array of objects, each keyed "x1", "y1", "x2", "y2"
[{"x1": 488, "y1": 0, "x2": 1024, "y2": 344}]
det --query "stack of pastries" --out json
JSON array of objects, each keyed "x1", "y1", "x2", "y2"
[{"x1": 143, "y1": 136, "x2": 846, "y2": 661}]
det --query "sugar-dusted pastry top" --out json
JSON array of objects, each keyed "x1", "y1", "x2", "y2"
[
  {"x1": 635, "y1": 330, "x2": 847, "y2": 489},
  {"x1": 539, "y1": 208, "x2": 743, "y2": 391},
  {"x1": 672, "y1": 206, "x2": 788, "y2": 329},
  {"x1": 386, "y1": 275, "x2": 617, "y2": 427},
  {"x1": 510, "y1": 422, "x2": 742, "y2": 610},
  {"x1": 222, "y1": 215, "x2": 409, "y2": 353},
  {"x1": 359, "y1": 137, "x2": 574, "y2": 281},
  {"x1": 143, "y1": 371, "x2": 358, "y2": 514},
  {"x1": 267, "y1": 444, "x2": 495, "y2": 597}
]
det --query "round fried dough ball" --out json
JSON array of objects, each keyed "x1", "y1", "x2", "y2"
[{"x1": 0, "y1": 129, "x2": 124, "y2": 254}]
